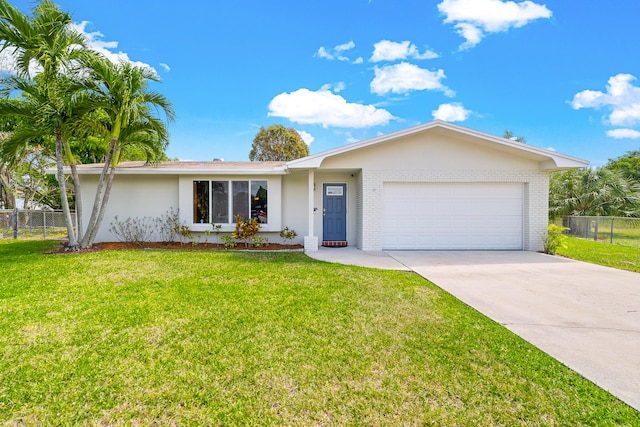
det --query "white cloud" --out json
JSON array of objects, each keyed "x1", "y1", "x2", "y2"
[
  {"x1": 159, "y1": 63, "x2": 171, "y2": 72},
  {"x1": 370, "y1": 62, "x2": 455, "y2": 97},
  {"x1": 296, "y1": 129, "x2": 315, "y2": 145},
  {"x1": 0, "y1": 21, "x2": 157, "y2": 76},
  {"x1": 335, "y1": 41, "x2": 355, "y2": 52},
  {"x1": 316, "y1": 46, "x2": 333, "y2": 60},
  {"x1": 571, "y1": 74, "x2": 640, "y2": 127},
  {"x1": 333, "y1": 82, "x2": 346, "y2": 92},
  {"x1": 0, "y1": 44, "x2": 25, "y2": 74},
  {"x1": 606, "y1": 128, "x2": 640, "y2": 139},
  {"x1": 319, "y1": 82, "x2": 346, "y2": 93},
  {"x1": 370, "y1": 40, "x2": 439, "y2": 62},
  {"x1": 315, "y1": 41, "x2": 356, "y2": 62},
  {"x1": 353, "y1": 57, "x2": 364, "y2": 64},
  {"x1": 268, "y1": 88, "x2": 396, "y2": 128},
  {"x1": 455, "y1": 23, "x2": 485, "y2": 50},
  {"x1": 438, "y1": 0, "x2": 552, "y2": 50},
  {"x1": 432, "y1": 102, "x2": 472, "y2": 122},
  {"x1": 71, "y1": 21, "x2": 157, "y2": 73}
]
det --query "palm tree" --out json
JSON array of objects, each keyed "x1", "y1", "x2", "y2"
[
  {"x1": 0, "y1": 1, "x2": 173, "y2": 249},
  {"x1": 0, "y1": 0, "x2": 88, "y2": 247},
  {"x1": 549, "y1": 168, "x2": 640, "y2": 219},
  {"x1": 77, "y1": 57, "x2": 174, "y2": 248}
]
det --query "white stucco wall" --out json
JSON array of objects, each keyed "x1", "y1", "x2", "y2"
[
  {"x1": 80, "y1": 174, "x2": 179, "y2": 243},
  {"x1": 280, "y1": 173, "x2": 309, "y2": 245}
]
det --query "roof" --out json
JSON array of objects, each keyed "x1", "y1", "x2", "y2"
[
  {"x1": 287, "y1": 120, "x2": 589, "y2": 171},
  {"x1": 68, "y1": 121, "x2": 588, "y2": 176},
  {"x1": 72, "y1": 160, "x2": 288, "y2": 175}
]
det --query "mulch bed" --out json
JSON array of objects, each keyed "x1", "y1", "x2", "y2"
[{"x1": 48, "y1": 241, "x2": 304, "y2": 254}]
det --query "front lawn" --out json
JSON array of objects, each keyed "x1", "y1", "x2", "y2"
[
  {"x1": 1, "y1": 240, "x2": 638, "y2": 425},
  {"x1": 556, "y1": 236, "x2": 640, "y2": 273}
]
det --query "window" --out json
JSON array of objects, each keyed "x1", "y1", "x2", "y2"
[
  {"x1": 193, "y1": 180, "x2": 268, "y2": 224},
  {"x1": 193, "y1": 181, "x2": 209, "y2": 223},
  {"x1": 211, "y1": 181, "x2": 229, "y2": 223},
  {"x1": 232, "y1": 181, "x2": 249, "y2": 220},
  {"x1": 251, "y1": 181, "x2": 268, "y2": 223}
]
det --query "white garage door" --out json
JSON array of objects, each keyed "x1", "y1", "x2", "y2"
[{"x1": 382, "y1": 183, "x2": 523, "y2": 250}]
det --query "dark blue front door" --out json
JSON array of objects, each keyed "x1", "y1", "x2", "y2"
[{"x1": 323, "y1": 183, "x2": 347, "y2": 241}]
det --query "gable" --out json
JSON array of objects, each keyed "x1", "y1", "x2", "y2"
[
  {"x1": 320, "y1": 129, "x2": 541, "y2": 171},
  {"x1": 288, "y1": 121, "x2": 589, "y2": 171}
]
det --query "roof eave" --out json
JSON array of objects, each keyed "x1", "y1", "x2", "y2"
[{"x1": 52, "y1": 167, "x2": 288, "y2": 176}]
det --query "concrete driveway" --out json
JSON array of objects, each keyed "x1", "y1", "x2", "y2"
[{"x1": 387, "y1": 251, "x2": 640, "y2": 411}]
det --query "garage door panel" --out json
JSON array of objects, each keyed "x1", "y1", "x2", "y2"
[{"x1": 383, "y1": 183, "x2": 523, "y2": 250}]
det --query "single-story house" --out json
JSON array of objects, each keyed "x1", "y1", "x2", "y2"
[{"x1": 74, "y1": 120, "x2": 588, "y2": 251}]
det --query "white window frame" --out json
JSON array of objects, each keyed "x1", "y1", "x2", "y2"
[{"x1": 180, "y1": 175, "x2": 281, "y2": 233}]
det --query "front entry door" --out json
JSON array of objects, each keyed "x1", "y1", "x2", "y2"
[{"x1": 323, "y1": 183, "x2": 347, "y2": 242}]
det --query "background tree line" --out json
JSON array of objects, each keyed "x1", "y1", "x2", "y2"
[{"x1": 550, "y1": 150, "x2": 640, "y2": 219}]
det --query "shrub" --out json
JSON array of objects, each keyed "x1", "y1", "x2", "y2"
[
  {"x1": 232, "y1": 216, "x2": 261, "y2": 248},
  {"x1": 155, "y1": 208, "x2": 181, "y2": 242},
  {"x1": 251, "y1": 235, "x2": 269, "y2": 248},
  {"x1": 220, "y1": 235, "x2": 237, "y2": 249},
  {"x1": 175, "y1": 223, "x2": 193, "y2": 244},
  {"x1": 211, "y1": 223, "x2": 222, "y2": 243},
  {"x1": 109, "y1": 215, "x2": 154, "y2": 246},
  {"x1": 279, "y1": 226, "x2": 297, "y2": 243},
  {"x1": 544, "y1": 224, "x2": 568, "y2": 254}
]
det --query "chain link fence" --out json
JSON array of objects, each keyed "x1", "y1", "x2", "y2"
[
  {"x1": 561, "y1": 216, "x2": 640, "y2": 248},
  {"x1": 0, "y1": 209, "x2": 74, "y2": 240}
]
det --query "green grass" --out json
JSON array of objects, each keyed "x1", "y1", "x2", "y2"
[
  {"x1": 1, "y1": 241, "x2": 638, "y2": 425},
  {"x1": 608, "y1": 225, "x2": 640, "y2": 248},
  {"x1": 556, "y1": 236, "x2": 640, "y2": 273},
  {"x1": 551, "y1": 218, "x2": 640, "y2": 248}
]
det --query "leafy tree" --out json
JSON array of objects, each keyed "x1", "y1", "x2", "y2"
[
  {"x1": 77, "y1": 56, "x2": 173, "y2": 248},
  {"x1": 549, "y1": 168, "x2": 640, "y2": 219},
  {"x1": 0, "y1": 1, "x2": 173, "y2": 249},
  {"x1": 503, "y1": 130, "x2": 526, "y2": 143},
  {"x1": 0, "y1": 104, "x2": 59, "y2": 210},
  {"x1": 605, "y1": 150, "x2": 640, "y2": 182},
  {"x1": 249, "y1": 125, "x2": 309, "y2": 161},
  {"x1": 0, "y1": 0, "x2": 88, "y2": 247}
]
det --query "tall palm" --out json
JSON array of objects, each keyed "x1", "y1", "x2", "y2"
[
  {"x1": 0, "y1": 0, "x2": 88, "y2": 247},
  {"x1": 78, "y1": 57, "x2": 174, "y2": 247},
  {"x1": 550, "y1": 168, "x2": 640, "y2": 218}
]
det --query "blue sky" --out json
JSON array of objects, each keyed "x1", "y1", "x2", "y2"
[{"x1": 6, "y1": 0, "x2": 640, "y2": 166}]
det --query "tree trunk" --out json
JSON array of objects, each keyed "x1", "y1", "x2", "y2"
[
  {"x1": 84, "y1": 163, "x2": 117, "y2": 246},
  {"x1": 80, "y1": 137, "x2": 117, "y2": 248},
  {"x1": 0, "y1": 164, "x2": 16, "y2": 209},
  {"x1": 55, "y1": 131, "x2": 77, "y2": 249},
  {"x1": 69, "y1": 163, "x2": 83, "y2": 242}
]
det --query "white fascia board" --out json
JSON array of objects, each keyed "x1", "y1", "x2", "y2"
[
  {"x1": 54, "y1": 166, "x2": 288, "y2": 176},
  {"x1": 540, "y1": 156, "x2": 589, "y2": 171}
]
